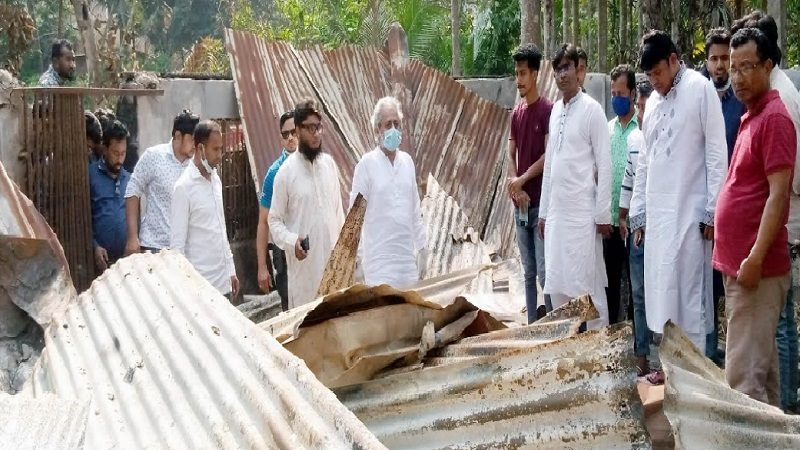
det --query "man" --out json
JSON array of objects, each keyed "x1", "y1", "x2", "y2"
[
  {"x1": 714, "y1": 27, "x2": 796, "y2": 407},
  {"x1": 39, "y1": 39, "x2": 75, "y2": 87},
  {"x1": 350, "y1": 96, "x2": 427, "y2": 288},
  {"x1": 86, "y1": 111, "x2": 103, "y2": 163},
  {"x1": 508, "y1": 43, "x2": 554, "y2": 322},
  {"x1": 605, "y1": 64, "x2": 638, "y2": 325},
  {"x1": 538, "y1": 44, "x2": 612, "y2": 329},
  {"x1": 577, "y1": 47, "x2": 588, "y2": 90},
  {"x1": 620, "y1": 79, "x2": 656, "y2": 378},
  {"x1": 89, "y1": 120, "x2": 130, "y2": 272},
  {"x1": 124, "y1": 110, "x2": 199, "y2": 254},
  {"x1": 703, "y1": 26, "x2": 747, "y2": 365},
  {"x1": 171, "y1": 120, "x2": 239, "y2": 298},
  {"x1": 630, "y1": 31, "x2": 727, "y2": 353},
  {"x1": 269, "y1": 100, "x2": 345, "y2": 309},
  {"x1": 256, "y1": 110, "x2": 297, "y2": 311},
  {"x1": 733, "y1": 10, "x2": 800, "y2": 413}
]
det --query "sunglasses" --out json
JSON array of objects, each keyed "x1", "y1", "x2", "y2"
[{"x1": 280, "y1": 128, "x2": 297, "y2": 139}]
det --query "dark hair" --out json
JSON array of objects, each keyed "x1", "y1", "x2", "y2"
[
  {"x1": 704, "y1": 28, "x2": 731, "y2": 56},
  {"x1": 551, "y1": 43, "x2": 580, "y2": 70},
  {"x1": 102, "y1": 120, "x2": 129, "y2": 147},
  {"x1": 51, "y1": 39, "x2": 72, "y2": 59},
  {"x1": 731, "y1": 10, "x2": 781, "y2": 65},
  {"x1": 194, "y1": 120, "x2": 222, "y2": 146},
  {"x1": 610, "y1": 64, "x2": 636, "y2": 92},
  {"x1": 85, "y1": 111, "x2": 102, "y2": 145},
  {"x1": 576, "y1": 47, "x2": 588, "y2": 64},
  {"x1": 639, "y1": 30, "x2": 680, "y2": 71},
  {"x1": 279, "y1": 110, "x2": 295, "y2": 129},
  {"x1": 173, "y1": 109, "x2": 200, "y2": 137},
  {"x1": 294, "y1": 99, "x2": 322, "y2": 125},
  {"x1": 731, "y1": 28, "x2": 773, "y2": 63},
  {"x1": 636, "y1": 79, "x2": 654, "y2": 99},
  {"x1": 94, "y1": 108, "x2": 116, "y2": 137},
  {"x1": 512, "y1": 43, "x2": 543, "y2": 71}
]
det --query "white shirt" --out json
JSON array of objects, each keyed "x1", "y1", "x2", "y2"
[
  {"x1": 170, "y1": 162, "x2": 235, "y2": 294},
  {"x1": 125, "y1": 141, "x2": 190, "y2": 249},
  {"x1": 770, "y1": 68, "x2": 800, "y2": 242},
  {"x1": 630, "y1": 67, "x2": 727, "y2": 335},
  {"x1": 269, "y1": 152, "x2": 345, "y2": 309},
  {"x1": 539, "y1": 91, "x2": 612, "y2": 300},
  {"x1": 350, "y1": 148, "x2": 427, "y2": 288},
  {"x1": 619, "y1": 128, "x2": 645, "y2": 210}
]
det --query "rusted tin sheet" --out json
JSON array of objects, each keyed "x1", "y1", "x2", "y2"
[
  {"x1": 27, "y1": 251, "x2": 387, "y2": 450},
  {"x1": 660, "y1": 321, "x2": 800, "y2": 449},
  {"x1": 0, "y1": 393, "x2": 89, "y2": 449},
  {"x1": 335, "y1": 322, "x2": 651, "y2": 449},
  {"x1": 224, "y1": 29, "x2": 354, "y2": 203}
]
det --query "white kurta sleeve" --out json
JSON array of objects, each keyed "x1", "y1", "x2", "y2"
[
  {"x1": 350, "y1": 158, "x2": 369, "y2": 262},
  {"x1": 538, "y1": 124, "x2": 554, "y2": 220},
  {"x1": 268, "y1": 167, "x2": 299, "y2": 252},
  {"x1": 169, "y1": 183, "x2": 189, "y2": 254},
  {"x1": 590, "y1": 104, "x2": 612, "y2": 225},
  {"x1": 700, "y1": 80, "x2": 728, "y2": 225},
  {"x1": 410, "y1": 161, "x2": 427, "y2": 252}
]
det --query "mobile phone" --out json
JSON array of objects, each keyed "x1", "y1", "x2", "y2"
[{"x1": 301, "y1": 235, "x2": 310, "y2": 251}]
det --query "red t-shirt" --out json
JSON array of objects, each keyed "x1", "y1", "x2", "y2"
[
  {"x1": 510, "y1": 97, "x2": 553, "y2": 207},
  {"x1": 714, "y1": 90, "x2": 797, "y2": 278}
]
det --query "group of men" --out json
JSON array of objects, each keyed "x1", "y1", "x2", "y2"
[
  {"x1": 256, "y1": 98, "x2": 427, "y2": 310},
  {"x1": 510, "y1": 10, "x2": 800, "y2": 411}
]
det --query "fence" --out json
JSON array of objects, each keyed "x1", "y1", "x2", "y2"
[{"x1": 215, "y1": 118, "x2": 258, "y2": 242}]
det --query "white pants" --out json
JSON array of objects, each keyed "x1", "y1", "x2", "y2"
[
  {"x1": 685, "y1": 331, "x2": 707, "y2": 355},
  {"x1": 551, "y1": 286, "x2": 609, "y2": 330}
]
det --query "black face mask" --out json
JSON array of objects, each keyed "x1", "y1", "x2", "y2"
[{"x1": 299, "y1": 142, "x2": 321, "y2": 162}]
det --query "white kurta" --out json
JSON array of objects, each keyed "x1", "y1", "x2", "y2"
[
  {"x1": 350, "y1": 148, "x2": 427, "y2": 288},
  {"x1": 629, "y1": 67, "x2": 727, "y2": 336},
  {"x1": 269, "y1": 152, "x2": 345, "y2": 309},
  {"x1": 539, "y1": 91, "x2": 612, "y2": 325}
]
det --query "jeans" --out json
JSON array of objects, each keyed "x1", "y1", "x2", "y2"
[
  {"x1": 706, "y1": 270, "x2": 724, "y2": 362},
  {"x1": 777, "y1": 245, "x2": 798, "y2": 411},
  {"x1": 516, "y1": 207, "x2": 551, "y2": 323},
  {"x1": 628, "y1": 235, "x2": 650, "y2": 357},
  {"x1": 603, "y1": 227, "x2": 627, "y2": 324}
]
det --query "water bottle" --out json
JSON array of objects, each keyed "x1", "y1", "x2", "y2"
[{"x1": 516, "y1": 201, "x2": 529, "y2": 227}]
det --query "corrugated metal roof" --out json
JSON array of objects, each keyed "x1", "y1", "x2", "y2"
[
  {"x1": 335, "y1": 322, "x2": 651, "y2": 449},
  {"x1": 0, "y1": 393, "x2": 89, "y2": 449},
  {"x1": 26, "y1": 250, "x2": 387, "y2": 450},
  {"x1": 225, "y1": 27, "x2": 514, "y2": 255},
  {"x1": 660, "y1": 321, "x2": 800, "y2": 449}
]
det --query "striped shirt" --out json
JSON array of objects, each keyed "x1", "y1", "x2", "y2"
[{"x1": 619, "y1": 127, "x2": 645, "y2": 211}]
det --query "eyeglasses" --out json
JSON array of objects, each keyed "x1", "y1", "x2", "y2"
[
  {"x1": 299, "y1": 123, "x2": 323, "y2": 134},
  {"x1": 730, "y1": 61, "x2": 763, "y2": 77},
  {"x1": 280, "y1": 129, "x2": 296, "y2": 139},
  {"x1": 555, "y1": 63, "x2": 574, "y2": 75}
]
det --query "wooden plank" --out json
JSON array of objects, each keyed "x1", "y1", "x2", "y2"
[{"x1": 12, "y1": 87, "x2": 164, "y2": 97}]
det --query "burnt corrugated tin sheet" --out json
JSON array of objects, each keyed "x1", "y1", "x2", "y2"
[
  {"x1": 225, "y1": 27, "x2": 514, "y2": 255},
  {"x1": 0, "y1": 393, "x2": 89, "y2": 449},
  {"x1": 660, "y1": 321, "x2": 800, "y2": 449},
  {"x1": 335, "y1": 322, "x2": 651, "y2": 449},
  {"x1": 317, "y1": 193, "x2": 365, "y2": 298},
  {"x1": 26, "y1": 250, "x2": 387, "y2": 450}
]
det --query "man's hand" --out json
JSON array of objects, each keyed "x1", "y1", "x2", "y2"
[
  {"x1": 295, "y1": 238, "x2": 308, "y2": 260},
  {"x1": 703, "y1": 225, "x2": 715, "y2": 241},
  {"x1": 596, "y1": 224, "x2": 613, "y2": 238},
  {"x1": 94, "y1": 246, "x2": 109, "y2": 272},
  {"x1": 124, "y1": 237, "x2": 140, "y2": 256},
  {"x1": 507, "y1": 176, "x2": 525, "y2": 195},
  {"x1": 737, "y1": 257, "x2": 762, "y2": 290},
  {"x1": 619, "y1": 218, "x2": 629, "y2": 241},
  {"x1": 230, "y1": 275, "x2": 240, "y2": 299},
  {"x1": 634, "y1": 227, "x2": 645, "y2": 247},
  {"x1": 257, "y1": 266, "x2": 272, "y2": 293},
  {"x1": 538, "y1": 218, "x2": 546, "y2": 239},
  {"x1": 513, "y1": 190, "x2": 531, "y2": 209}
]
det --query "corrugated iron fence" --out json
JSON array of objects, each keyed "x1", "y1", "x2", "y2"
[
  {"x1": 21, "y1": 91, "x2": 93, "y2": 292},
  {"x1": 216, "y1": 118, "x2": 258, "y2": 242}
]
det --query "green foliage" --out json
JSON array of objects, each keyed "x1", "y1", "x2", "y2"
[{"x1": 472, "y1": 0, "x2": 519, "y2": 75}]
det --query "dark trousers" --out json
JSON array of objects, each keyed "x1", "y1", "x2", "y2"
[
  {"x1": 603, "y1": 227, "x2": 627, "y2": 324},
  {"x1": 268, "y1": 243, "x2": 289, "y2": 311}
]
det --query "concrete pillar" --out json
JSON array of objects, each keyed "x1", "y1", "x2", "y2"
[{"x1": 767, "y1": 0, "x2": 787, "y2": 68}]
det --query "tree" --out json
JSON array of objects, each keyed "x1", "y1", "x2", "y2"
[
  {"x1": 520, "y1": 0, "x2": 541, "y2": 47},
  {"x1": 544, "y1": 0, "x2": 555, "y2": 56},
  {"x1": 768, "y1": 0, "x2": 787, "y2": 67},
  {"x1": 562, "y1": 0, "x2": 570, "y2": 45},
  {"x1": 572, "y1": 0, "x2": 580, "y2": 46},
  {"x1": 451, "y1": 0, "x2": 460, "y2": 76},
  {"x1": 619, "y1": 0, "x2": 628, "y2": 64},
  {"x1": 642, "y1": 0, "x2": 664, "y2": 31},
  {"x1": 598, "y1": 0, "x2": 607, "y2": 72}
]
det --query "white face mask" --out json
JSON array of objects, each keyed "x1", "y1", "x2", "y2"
[
  {"x1": 199, "y1": 145, "x2": 214, "y2": 173},
  {"x1": 383, "y1": 127, "x2": 402, "y2": 151}
]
